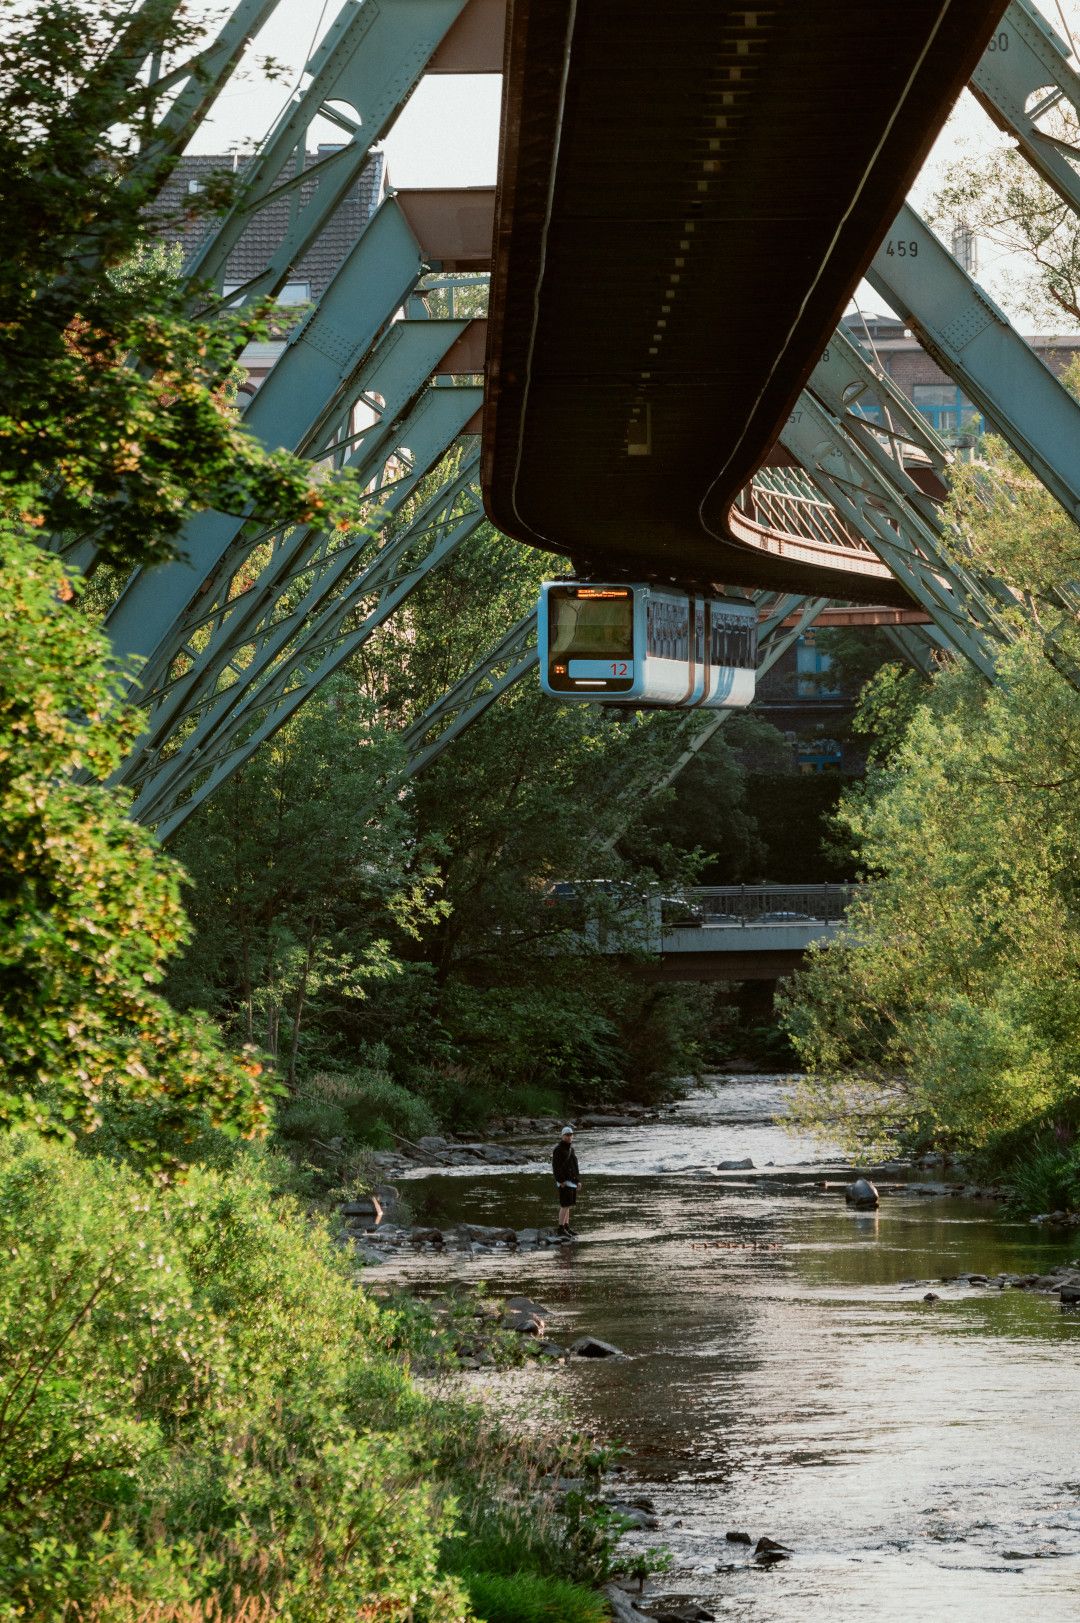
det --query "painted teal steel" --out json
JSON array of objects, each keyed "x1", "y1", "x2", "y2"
[
  {"x1": 869, "y1": 203, "x2": 1080, "y2": 530},
  {"x1": 972, "y1": 1, "x2": 1080, "y2": 219},
  {"x1": 184, "y1": 0, "x2": 472, "y2": 304},
  {"x1": 128, "y1": 390, "x2": 483, "y2": 822},
  {"x1": 105, "y1": 196, "x2": 427, "y2": 680}
]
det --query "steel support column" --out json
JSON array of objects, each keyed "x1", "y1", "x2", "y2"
[
  {"x1": 105, "y1": 195, "x2": 428, "y2": 678},
  {"x1": 183, "y1": 0, "x2": 477, "y2": 305},
  {"x1": 129, "y1": 397, "x2": 483, "y2": 824},
  {"x1": 777, "y1": 393, "x2": 1003, "y2": 679},
  {"x1": 125, "y1": 319, "x2": 477, "y2": 742},
  {"x1": 868, "y1": 202, "x2": 1080, "y2": 529},
  {"x1": 972, "y1": 1, "x2": 1080, "y2": 218}
]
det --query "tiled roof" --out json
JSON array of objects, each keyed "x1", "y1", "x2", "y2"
[{"x1": 147, "y1": 148, "x2": 385, "y2": 299}]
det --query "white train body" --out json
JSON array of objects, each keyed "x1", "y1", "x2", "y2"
[{"x1": 538, "y1": 582, "x2": 757, "y2": 709}]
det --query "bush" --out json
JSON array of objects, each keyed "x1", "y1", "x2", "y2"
[
  {"x1": 0, "y1": 1129, "x2": 463, "y2": 1621},
  {"x1": 277, "y1": 1059, "x2": 438, "y2": 1176}
]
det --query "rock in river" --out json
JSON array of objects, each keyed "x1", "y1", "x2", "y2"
[
  {"x1": 569, "y1": 1335, "x2": 625, "y2": 1359},
  {"x1": 717, "y1": 1158, "x2": 755, "y2": 1171},
  {"x1": 505, "y1": 1294, "x2": 550, "y2": 1319},
  {"x1": 845, "y1": 1177, "x2": 880, "y2": 1209}
]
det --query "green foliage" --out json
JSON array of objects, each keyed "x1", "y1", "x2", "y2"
[
  {"x1": 1001, "y1": 1142, "x2": 1080, "y2": 1217},
  {"x1": 168, "y1": 680, "x2": 443, "y2": 1084},
  {"x1": 813, "y1": 626, "x2": 894, "y2": 694},
  {"x1": 0, "y1": 1127, "x2": 482, "y2": 1622},
  {"x1": 742, "y1": 772, "x2": 855, "y2": 883},
  {"x1": 783, "y1": 634, "x2": 1080, "y2": 1182},
  {"x1": 0, "y1": 0, "x2": 365, "y2": 567},
  {"x1": 278, "y1": 1061, "x2": 438, "y2": 1178},
  {"x1": 850, "y1": 661, "x2": 929, "y2": 764},
  {"x1": 0, "y1": 511, "x2": 269, "y2": 1142},
  {"x1": 456, "y1": 1571, "x2": 608, "y2": 1623},
  {"x1": 623, "y1": 723, "x2": 765, "y2": 882}
]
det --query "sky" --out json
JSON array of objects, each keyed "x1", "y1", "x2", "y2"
[{"x1": 187, "y1": 0, "x2": 1080, "y2": 331}]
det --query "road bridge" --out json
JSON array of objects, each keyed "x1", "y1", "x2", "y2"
[{"x1": 640, "y1": 885, "x2": 854, "y2": 983}]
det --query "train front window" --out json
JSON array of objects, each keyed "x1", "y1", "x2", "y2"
[{"x1": 549, "y1": 588, "x2": 634, "y2": 659}]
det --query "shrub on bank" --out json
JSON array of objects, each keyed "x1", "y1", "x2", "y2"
[
  {"x1": 0, "y1": 1129, "x2": 462, "y2": 1620},
  {"x1": 0, "y1": 1126, "x2": 636, "y2": 1621},
  {"x1": 458, "y1": 1571, "x2": 609, "y2": 1623}
]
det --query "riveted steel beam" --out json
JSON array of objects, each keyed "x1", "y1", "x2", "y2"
[
  {"x1": 133, "y1": 0, "x2": 283, "y2": 175},
  {"x1": 883, "y1": 623, "x2": 940, "y2": 674},
  {"x1": 778, "y1": 391, "x2": 1004, "y2": 679},
  {"x1": 971, "y1": 1, "x2": 1080, "y2": 216},
  {"x1": 399, "y1": 612, "x2": 539, "y2": 781},
  {"x1": 184, "y1": 0, "x2": 475, "y2": 304},
  {"x1": 130, "y1": 318, "x2": 478, "y2": 737},
  {"x1": 105, "y1": 195, "x2": 427, "y2": 681},
  {"x1": 129, "y1": 391, "x2": 483, "y2": 819},
  {"x1": 868, "y1": 202, "x2": 1080, "y2": 530}
]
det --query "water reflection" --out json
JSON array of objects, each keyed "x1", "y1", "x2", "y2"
[{"x1": 390, "y1": 1080, "x2": 1080, "y2": 1620}]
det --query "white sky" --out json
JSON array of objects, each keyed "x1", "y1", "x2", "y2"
[{"x1": 188, "y1": 0, "x2": 1080, "y2": 330}]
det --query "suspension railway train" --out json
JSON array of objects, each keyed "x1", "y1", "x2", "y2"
[{"x1": 538, "y1": 582, "x2": 758, "y2": 709}]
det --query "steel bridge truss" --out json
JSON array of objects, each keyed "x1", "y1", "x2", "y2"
[{"x1": 91, "y1": 0, "x2": 1080, "y2": 835}]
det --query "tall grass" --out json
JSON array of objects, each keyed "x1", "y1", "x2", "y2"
[{"x1": 458, "y1": 1571, "x2": 608, "y2": 1623}]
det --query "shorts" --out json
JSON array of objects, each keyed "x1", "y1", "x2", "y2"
[{"x1": 557, "y1": 1183, "x2": 578, "y2": 1206}]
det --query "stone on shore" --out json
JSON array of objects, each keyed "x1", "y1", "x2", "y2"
[
  {"x1": 502, "y1": 1311, "x2": 545, "y2": 1336},
  {"x1": 604, "y1": 1585, "x2": 652, "y2": 1623}
]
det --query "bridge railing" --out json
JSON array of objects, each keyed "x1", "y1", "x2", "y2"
[{"x1": 665, "y1": 883, "x2": 859, "y2": 927}]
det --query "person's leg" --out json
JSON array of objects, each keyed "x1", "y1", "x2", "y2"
[{"x1": 558, "y1": 1204, "x2": 570, "y2": 1228}]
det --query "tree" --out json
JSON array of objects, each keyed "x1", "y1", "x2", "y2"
[
  {"x1": 168, "y1": 680, "x2": 444, "y2": 1085},
  {"x1": 933, "y1": 114, "x2": 1080, "y2": 326},
  {"x1": 0, "y1": 505, "x2": 270, "y2": 1142},
  {"x1": 781, "y1": 431, "x2": 1080, "y2": 1186},
  {"x1": 0, "y1": 0, "x2": 363, "y2": 567}
]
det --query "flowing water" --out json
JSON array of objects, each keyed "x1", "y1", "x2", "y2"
[{"x1": 382, "y1": 1078, "x2": 1080, "y2": 1621}]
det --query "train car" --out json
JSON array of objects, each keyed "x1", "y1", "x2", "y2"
[{"x1": 538, "y1": 582, "x2": 757, "y2": 708}]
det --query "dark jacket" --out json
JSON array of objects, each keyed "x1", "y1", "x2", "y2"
[{"x1": 552, "y1": 1140, "x2": 579, "y2": 1187}]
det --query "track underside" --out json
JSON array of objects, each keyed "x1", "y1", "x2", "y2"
[{"x1": 483, "y1": 0, "x2": 1008, "y2": 606}]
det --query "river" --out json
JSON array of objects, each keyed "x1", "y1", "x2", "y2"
[{"x1": 379, "y1": 1076, "x2": 1080, "y2": 1621}]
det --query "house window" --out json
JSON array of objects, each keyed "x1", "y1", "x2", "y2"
[
  {"x1": 912, "y1": 383, "x2": 979, "y2": 437},
  {"x1": 796, "y1": 632, "x2": 840, "y2": 699}
]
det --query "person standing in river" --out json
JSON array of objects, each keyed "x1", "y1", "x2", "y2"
[{"x1": 552, "y1": 1126, "x2": 581, "y2": 1238}]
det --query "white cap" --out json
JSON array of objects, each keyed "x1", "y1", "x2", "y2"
[{"x1": 561, "y1": 1125, "x2": 574, "y2": 1137}]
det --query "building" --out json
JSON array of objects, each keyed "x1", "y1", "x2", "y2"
[
  {"x1": 844, "y1": 310, "x2": 1080, "y2": 446},
  {"x1": 147, "y1": 149, "x2": 385, "y2": 390}
]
